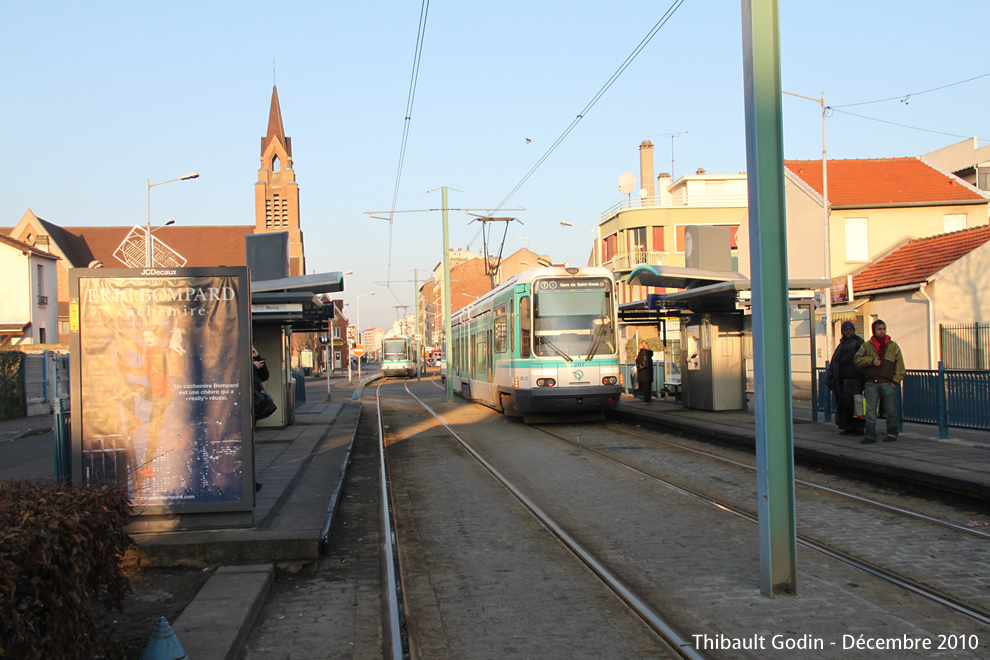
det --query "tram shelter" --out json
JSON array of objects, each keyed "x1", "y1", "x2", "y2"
[
  {"x1": 247, "y1": 233, "x2": 345, "y2": 428},
  {"x1": 623, "y1": 264, "x2": 828, "y2": 410}
]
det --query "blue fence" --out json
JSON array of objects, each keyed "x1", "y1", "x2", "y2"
[{"x1": 815, "y1": 362, "x2": 990, "y2": 436}]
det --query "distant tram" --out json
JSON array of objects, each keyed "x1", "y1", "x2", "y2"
[
  {"x1": 381, "y1": 334, "x2": 418, "y2": 377},
  {"x1": 442, "y1": 266, "x2": 622, "y2": 422}
]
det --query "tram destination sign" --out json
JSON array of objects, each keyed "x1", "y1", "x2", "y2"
[{"x1": 535, "y1": 277, "x2": 609, "y2": 291}]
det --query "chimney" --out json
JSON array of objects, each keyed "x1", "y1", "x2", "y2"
[
  {"x1": 657, "y1": 172, "x2": 672, "y2": 206},
  {"x1": 696, "y1": 167, "x2": 706, "y2": 175},
  {"x1": 639, "y1": 140, "x2": 656, "y2": 206}
]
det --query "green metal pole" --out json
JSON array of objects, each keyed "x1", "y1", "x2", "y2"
[
  {"x1": 415, "y1": 268, "x2": 421, "y2": 381},
  {"x1": 741, "y1": 0, "x2": 798, "y2": 597},
  {"x1": 442, "y1": 186, "x2": 454, "y2": 402}
]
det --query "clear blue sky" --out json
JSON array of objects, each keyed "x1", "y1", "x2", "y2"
[{"x1": 4, "y1": 1, "x2": 987, "y2": 331}]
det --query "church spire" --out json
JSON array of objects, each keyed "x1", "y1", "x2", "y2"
[{"x1": 263, "y1": 85, "x2": 290, "y2": 156}]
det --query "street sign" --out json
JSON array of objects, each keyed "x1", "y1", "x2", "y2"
[{"x1": 352, "y1": 344, "x2": 366, "y2": 357}]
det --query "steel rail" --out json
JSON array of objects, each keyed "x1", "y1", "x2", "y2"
[
  {"x1": 535, "y1": 425, "x2": 990, "y2": 628},
  {"x1": 401, "y1": 381, "x2": 703, "y2": 660},
  {"x1": 604, "y1": 424, "x2": 990, "y2": 540},
  {"x1": 376, "y1": 381, "x2": 407, "y2": 660}
]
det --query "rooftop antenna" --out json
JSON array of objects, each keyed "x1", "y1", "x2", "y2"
[{"x1": 656, "y1": 132, "x2": 688, "y2": 180}]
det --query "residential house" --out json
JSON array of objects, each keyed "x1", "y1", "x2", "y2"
[
  {"x1": 850, "y1": 225, "x2": 990, "y2": 370},
  {"x1": 925, "y1": 137, "x2": 990, "y2": 195},
  {"x1": 0, "y1": 234, "x2": 60, "y2": 345}
]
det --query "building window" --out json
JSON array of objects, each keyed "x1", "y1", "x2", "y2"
[
  {"x1": 944, "y1": 214, "x2": 966, "y2": 233},
  {"x1": 37, "y1": 265, "x2": 45, "y2": 296},
  {"x1": 333, "y1": 326, "x2": 341, "y2": 339},
  {"x1": 628, "y1": 227, "x2": 647, "y2": 264},
  {"x1": 38, "y1": 328, "x2": 46, "y2": 344},
  {"x1": 845, "y1": 217, "x2": 869, "y2": 262},
  {"x1": 652, "y1": 226, "x2": 664, "y2": 251}
]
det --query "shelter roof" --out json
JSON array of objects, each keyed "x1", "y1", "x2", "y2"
[
  {"x1": 853, "y1": 224, "x2": 990, "y2": 293},
  {"x1": 784, "y1": 157, "x2": 987, "y2": 207}
]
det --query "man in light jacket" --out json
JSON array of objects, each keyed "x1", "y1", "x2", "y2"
[{"x1": 854, "y1": 319, "x2": 906, "y2": 444}]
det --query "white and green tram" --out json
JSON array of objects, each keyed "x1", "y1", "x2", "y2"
[
  {"x1": 443, "y1": 266, "x2": 622, "y2": 421},
  {"x1": 381, "y1": 334, "x2": 418, "y2": 377}
]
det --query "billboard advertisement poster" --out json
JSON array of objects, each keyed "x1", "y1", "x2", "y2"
[{"x1": 70, "y1": 268, "x2": 253, "y2": 513}]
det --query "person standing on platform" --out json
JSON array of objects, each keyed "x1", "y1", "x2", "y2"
[
  {"x1": 636, "y1": 340, "x2": 654, "y2": 404},
  {"x1": 825, "y1": 321, "x2": 865, "y2": 436},
  {"x1": 854, "y1": 319, "x2": 906, "y2": 444}
]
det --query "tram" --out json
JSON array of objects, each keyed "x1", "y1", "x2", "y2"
[
  {"x1": 381, "y1": 334, "x2": 419, "y2": 377},
  {"x1": 441, "y1": 266, "x2": 622, "y2": 422}
]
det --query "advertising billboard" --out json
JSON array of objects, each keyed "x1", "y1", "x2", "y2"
[{"x1": 69, "y1": 268, "x2": 253, "y2": 517}]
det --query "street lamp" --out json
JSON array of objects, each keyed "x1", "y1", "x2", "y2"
[
  {"x1": 560, "y1": 220, "x2": 599, "y2": 266},
  {"x1": 355, "y1": 291, "x2": 375, "y2": 381},
  {"x1": 783, "y1": 90, "x2": 832, "y2": 356},
  {"x1": 146, "y1": 171, "x2": 199, "y2": 267}
]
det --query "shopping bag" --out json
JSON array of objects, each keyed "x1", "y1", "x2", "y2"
[{"x1": 853, "y1": 394, "x2": 865, "y2": 419}]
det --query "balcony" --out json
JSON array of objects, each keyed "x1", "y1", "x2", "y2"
[
  {"x1": 604, "y1": 250, "x2": 669, "y2": 272},
  {"x1": 600, "y1": 193, "x2": 749, "y2": 222}
]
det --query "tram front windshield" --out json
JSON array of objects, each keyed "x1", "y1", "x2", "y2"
[
  {"x1": 384, "y1": 340, "x2": 409, "y2": 361},
  {"x1": 533, "y1": 278, "x2": 615, "y2": 360}
]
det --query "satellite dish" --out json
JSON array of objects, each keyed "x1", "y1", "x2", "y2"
[
  {"x1": 617, "y1": 172, "x2": 636, "y2": 195},
  {"x1": 639, "y1": 188, "x2": 648, "y2": 199}
]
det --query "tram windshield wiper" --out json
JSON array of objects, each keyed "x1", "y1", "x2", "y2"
[
  {"x1": 586, "y1": 314, "x2": 612, "y2": 360},
  {"x1": 539, "y1": 335, "x2": 573, "y2": 362}
]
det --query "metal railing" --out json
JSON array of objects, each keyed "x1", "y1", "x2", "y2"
[
  {"x1": 814, "y1": 362, "x2": 990, "y2": 436},
  {"x1": 600, "y1": 193, "x2": 749, "y2": 221},
  {"x1": 941, "y1": 323, "x2": 989, "y2": 370},
  {"x1": 604, "y1": 250, "x2": 670, "y2": 271}
]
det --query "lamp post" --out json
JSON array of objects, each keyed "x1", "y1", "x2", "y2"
[
  {"x1": 356, "y1": 291, "x2": 375, "y2": 381},
  {"x1": 560, "y1": 220, "x2": 599, "y2": 266},
  {"x1": 146, "y1": 171, "x2": 199, "y2": 267},
  {"x1": 783, "y1": 90, "x2": 832, "y2": 357}
]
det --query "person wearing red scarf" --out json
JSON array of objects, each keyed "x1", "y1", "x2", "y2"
[{"x1": 854, "y1": 319, "x2": 906, "y2": 444}]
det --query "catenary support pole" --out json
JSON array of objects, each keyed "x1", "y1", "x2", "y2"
[
  {"x1": 741, "y1": 0, "x2": 798, "y2": 597},
  {"x1": 442, "y1": 186, "x2": 454, "y2": 402}
]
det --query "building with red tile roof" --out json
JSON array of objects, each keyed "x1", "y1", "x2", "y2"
[
  {"x1": 785, "y1": 157, "x2": 986, "y2": 207},
  {"x1": 846, "y1": 225, "x2": 990, "y2": 369}
]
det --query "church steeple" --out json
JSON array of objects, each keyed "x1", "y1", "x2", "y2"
[
  {"x1": 255, "y1": 84, "x2": 305, "y2": 276},
  {"x1": 262, "y1": 85, "x2": 291, "y2": 157}
]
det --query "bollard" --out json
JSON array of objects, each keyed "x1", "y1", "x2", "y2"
[
  {"x1": 53, "y1": 397, "x2": 71, "y2": 482},
  {"x1": 141, "y1": 616, "x2": 187, "y2": 660}
]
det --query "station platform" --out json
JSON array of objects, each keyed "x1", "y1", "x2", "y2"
[{"x1": 610, "y1": 393, "x2": 990, "y2": 502}]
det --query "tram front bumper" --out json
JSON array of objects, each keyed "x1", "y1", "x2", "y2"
[{"x1": 510, "y1": 385, "x2": 622, "y2": 413}]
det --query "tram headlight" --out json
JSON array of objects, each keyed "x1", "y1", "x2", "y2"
[
  {"x1": 602, "y1": 376, "x2": 617, "y2": 385},
  {"x1": 536, "y1": 378, "x2": 556, "y2": 387}
]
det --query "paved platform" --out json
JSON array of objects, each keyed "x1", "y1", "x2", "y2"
[{"x1": 609, "y1": 392, "x2": 990, "y2": 501}]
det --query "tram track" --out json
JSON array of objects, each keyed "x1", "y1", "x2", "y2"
[
  {"x1": 376, "y1": 378, "x2": 988, "y2": 657},
  {"x1": 376, "y1": 376, "x2": 693, "y2": 659},
  {"x1": 533, "y1": 422, "x2": 990, "y2": 628}
]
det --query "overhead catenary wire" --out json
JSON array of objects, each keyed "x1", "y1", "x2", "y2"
[
  {"x1": 488, "y1": 0, "x2": 686, "y2": 218},
  {"x1": 832, "y1": 72, "x2": 990, "y2": 108},
  {"x1": 829, "y1": 108, "x2": 990, "y2": 143},
  {"x1": 385, "y1": 0, "x2": 431, "y2": 286}
]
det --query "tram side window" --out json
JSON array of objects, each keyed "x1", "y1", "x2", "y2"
[
  {"x1": 519, "y1": 295, "x2": 531, "y2": 358},
  {"x1": 494, "y1": 304, "x2": 507, "y2": 353},
  {"x1": 508, "y1": 302, "x2": 515, "y2": 354}
]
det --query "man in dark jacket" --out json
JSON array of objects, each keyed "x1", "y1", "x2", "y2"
[
  {"x1": 635, "y1": 340, "x2": 654, "y2": 404},
  {"x1": 825, "y1": 321, "x2": 865, "y2": 436},
  {"x1": 854, "y1": 319, "x2": 906, "y2": 444}
]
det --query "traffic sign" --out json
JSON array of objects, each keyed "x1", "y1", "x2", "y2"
[{"x1": 352, "y1": 344, "x2": 366, "y2": 357}]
